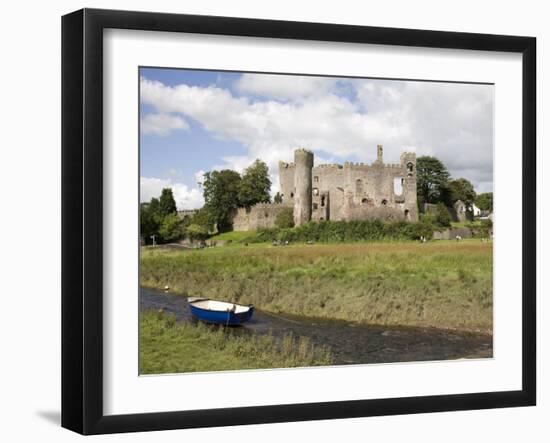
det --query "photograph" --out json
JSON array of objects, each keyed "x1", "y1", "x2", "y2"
[{"x1": 138, "y1": 67, "x2": 495, "y2": 375}]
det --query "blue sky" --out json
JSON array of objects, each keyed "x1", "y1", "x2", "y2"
[{"x1": 140, "y1": 67, "x2": 494, "y2": 209}]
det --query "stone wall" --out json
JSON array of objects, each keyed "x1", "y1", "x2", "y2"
[
  {"x1": 279, "y1": 147, "x2": 418, "y2": 223},
  {"x1": 432, "y1": 227, "x2": 472, "y2": 240},
  {"x1": 232, "y1": 203, "x2": 292, "y2": 231},
  {"x1": 233, "y1": 146, "x2": 419, "y2": 231}
]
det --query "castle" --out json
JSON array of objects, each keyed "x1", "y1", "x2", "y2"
[{"x1": 232, "y1": 145, "x2": 418, "y2": 231}]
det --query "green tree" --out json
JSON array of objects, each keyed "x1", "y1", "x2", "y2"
[
  {"x1": 148, "y1": 197, "x2": 161, "y2": 220},
  {"x1": 273, "y1": 192, "x2": 283, "y2": 204},
  {"x1": 435, "y1": 202, "x2": 452, "y2": 228},
  {"x1": 416, "y1": 156, "x2": 451, "y2": 206},
  {"x1": 238, "y1": 159, "x2": 271, "y2": 208},
  {"x1": 186, "y1": 224, "x2": 209, "y2": 242},
  {"x1": 140, "y1": 202, "x2": 160, "y2": 244},
  {"x1": 159, "y1": 188, "x2": 177, "y2": 217},
  {"x1": 475, "y1": 192, "x2": 493, "y2": 212},
  {"x1": 275, "y1": 207, "x2": 294, "y2": 229},
  {"x1": 189, "y1": 207, "x2": 215, "y2": 233},
  {"x1": 203, "y1": 169, "x2": 242, "y2": 232},
  {"x1": 447, "y1": 178, "x2": 476, "y2": 206},
  {"x1": 158, "y1": 213, "x2": 185, "y2": 243}
]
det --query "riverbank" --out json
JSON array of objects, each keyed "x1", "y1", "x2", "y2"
[
  {"x1": 140, "y1": 310, "x2": 332, "y2": 374},
  {"x1": 140, "y1": 240, "x2": 493, "y2": 333}
]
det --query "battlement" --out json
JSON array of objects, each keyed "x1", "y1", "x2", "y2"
[
  {"x1": 279, "y1": 161, "x2": 296, "y2": 169},
  {"x1": 314, "y1": 164, "x2": 343, "y2": 169}
]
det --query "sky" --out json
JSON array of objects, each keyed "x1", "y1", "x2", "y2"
[{"x1": 140, "y1": 67, "x2": 494, "y2": 210}]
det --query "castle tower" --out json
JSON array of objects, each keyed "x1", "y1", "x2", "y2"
[
  {"x1": 377, "y1": 144, "x2": 383, "y2": 163},
  {"x1": 293, "y1": 149, "x2": 314, "y2": 226},
  {"x1": 400, "y1": 152, "x2": 418, "y2": 221}
]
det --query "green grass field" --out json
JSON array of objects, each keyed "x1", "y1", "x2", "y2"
[
  {"x1": 140, "y1": 239, "x2": 493, "y2": 333},
  {"x1": 140, "y1": 310, "x2": 332, "y2": 374}
]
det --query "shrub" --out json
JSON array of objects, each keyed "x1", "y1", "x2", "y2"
[
  {"x1": 435, "y1": 202, "x2": 452, "y2": 228},
  {"x1": 186, "y1": 223, "x2": 209, "y2": 241},
  {"x1": 245, "y1": 219, "x2": 434, "y2": 244},
  {"x1": 158, "y1": 213, "x2": 185, "y2": 243},
  {"x1": 275, "y1": 207, "x2": 295, "y2": 229}
]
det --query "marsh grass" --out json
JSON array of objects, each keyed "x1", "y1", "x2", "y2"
[
  {"x1": 141, "y1": 240, "x2": 493, "y2": 333},
  {"x1": 140, "y1": 310, "x2": 332, "y2": 374}
]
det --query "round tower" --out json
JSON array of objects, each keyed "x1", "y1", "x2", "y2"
[
  {"x1": 400, "y1": 152, "x2": 418, "y2": 221},
  {"x1": 293, "y1": 149, "x2": 314, "y2": 226}
]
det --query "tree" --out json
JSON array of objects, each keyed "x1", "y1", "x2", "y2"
[
  {"x1": 447, "y1": 178, "x2": 476, "y2": 206},
  {"x1": 435, "y1": 202, "x2": 452, "y2": 228},
  {"x1": 273, "y1": 192, "x2": 283, "y2": 204},
  {"x1": 186, "y1": 224, "x2": 209, "y2": 242},
  {"x1": 203, "y1": 169, "x2": 242, "y2": 232},
  {"x1": 275, "y1": 207, "x2": 294, "y2": 229},
  {"x1": 189, "y1": 207, "x2": 215, "y2": 233},
  {"x1": 416, "y1": 156, "x2": 451, "y2": 206},
  {"x1": 238, "y1": 159, "x2": 271, "y2": 209},
  {"x1": 475, "y1": 192, "x2": 493, "y2": 212},
  {"x1": 158, "y1": 188, "x2": 177, "y2": 217},
  {"x1": 158, "y1": 213, "x2": 185, "y2": 243},
  {"x1": 140, "y1": 202, "x2": 160, "y2": 244}
]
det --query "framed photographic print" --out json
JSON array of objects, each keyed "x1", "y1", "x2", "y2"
[{"x1": 61, "y1": 8, "x2": 536, "y2": 435}]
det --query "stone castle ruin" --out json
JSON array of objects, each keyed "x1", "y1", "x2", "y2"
[{"x1": 233, "y1": 145, "x2": 418, "y2": 231}]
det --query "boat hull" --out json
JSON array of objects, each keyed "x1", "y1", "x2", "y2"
[{"x1": 188, "y1": 300, "x2": 254, "y2": 326}]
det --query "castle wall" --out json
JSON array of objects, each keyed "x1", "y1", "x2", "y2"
[
  {"x1": 309, "y1": 149, "x2": 418, "y2": 223},
  {"x1": 278, "y1": 161, "x2": 295, "y2": 203},
  {"x1": 234, "y1": 146, "x2": 419, "y2": 232},
  {"x1": 232, "y1": 203, "x2": 291, "y2": 231},
  {"x1": 312, "y1": 165, "x2": 344, "y2": 220}
]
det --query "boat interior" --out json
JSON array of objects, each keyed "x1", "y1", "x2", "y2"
[{"x1": 190, "y1": 299, "x2": 250, "y2": 314}]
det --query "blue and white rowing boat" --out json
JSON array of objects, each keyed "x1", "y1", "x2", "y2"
[{"x1": 188, "y1": 297, "x2": 254, "y2": 326}]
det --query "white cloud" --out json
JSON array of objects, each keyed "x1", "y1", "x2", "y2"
[
  {"x1": 140, "y1": 177, "x2": 203, "y2": 210},
  {"x1": 194, "y1": 170, "x2": 206, "y2": 187},
  {"x1": 234, "y1": 74, "x2": 336, "y2": 100},
  {"x1": 140, "y1": 75, "x2": 493, "y2": 192},
  {"x1": 141, "y1": 113, "x2": 189, "y2": 136}
]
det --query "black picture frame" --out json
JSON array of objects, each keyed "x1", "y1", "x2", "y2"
[{"x1": 61, "y1": 8, "x2": 536, "y2": 435}]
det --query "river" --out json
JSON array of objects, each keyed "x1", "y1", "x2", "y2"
[{"x1": 140, "y1": 286, "x2": 492, "y2": 365}]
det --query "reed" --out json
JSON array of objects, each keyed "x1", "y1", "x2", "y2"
[
  {"x1": 140, "y1": 310, "x2": 332, "y2": 374},
  {"x1": 140, "y1": 240, "x2": 493, "y2": 333}
]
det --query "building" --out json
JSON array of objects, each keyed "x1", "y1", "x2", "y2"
[{"x1": 233, "y1": 145, "x2": 418, "y2": 231}]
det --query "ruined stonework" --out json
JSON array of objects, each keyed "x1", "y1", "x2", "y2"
[
  {"x1": 233, "y1": 145, "x2": 418, "y2": 231},
  {"x1": 232, "y1": 203, "x2": 292, "y2": 231},
  {"x1": 280, "y1": 146, "x2": 418, "y2": 223},
  {"x1": 452, "y1": 200, "x2": 474, "y2": 222}
]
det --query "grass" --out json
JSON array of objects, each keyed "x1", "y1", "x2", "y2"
[
  {"x1": 140, "y1": 310, "x2": 332, "y2": 374},
  {"x1": 450, "y1": 221, "x2": 482, "y2": 229},
  {"x1": 140, "y1": 239, "x2": 493, "y2": 333},
  {"x1": 209, "y1": 230, "x2": 258, "y2": 243}
]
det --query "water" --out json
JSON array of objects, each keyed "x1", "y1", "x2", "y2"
[{"x1": 140, "y1": 286, "x2": 492, "y2": 365}]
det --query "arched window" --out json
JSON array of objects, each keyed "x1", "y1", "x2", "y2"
[
  {"x1": 404, "y1": 209, "x2": 411, "y2": 220},
  {"x1": 356, "y1": 179, "x2": 363, "y2": 195},
  {"x1": 381, "y1": 199, "x2": 388, "y2": 206},
  {"x1": 407, "y1": 162, "x2": 414, "y2": 177}
]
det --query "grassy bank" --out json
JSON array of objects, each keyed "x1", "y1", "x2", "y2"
[
  {"x1": 141, "y1": 240, "x2": 493, "y2": 333},
  {"x1": 140, "y1": 310, "x2": 332, "y2": 374}
]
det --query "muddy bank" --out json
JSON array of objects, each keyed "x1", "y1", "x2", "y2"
[{"x1": 140, "y1": 286, "x2": 492, "y2": 365}]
